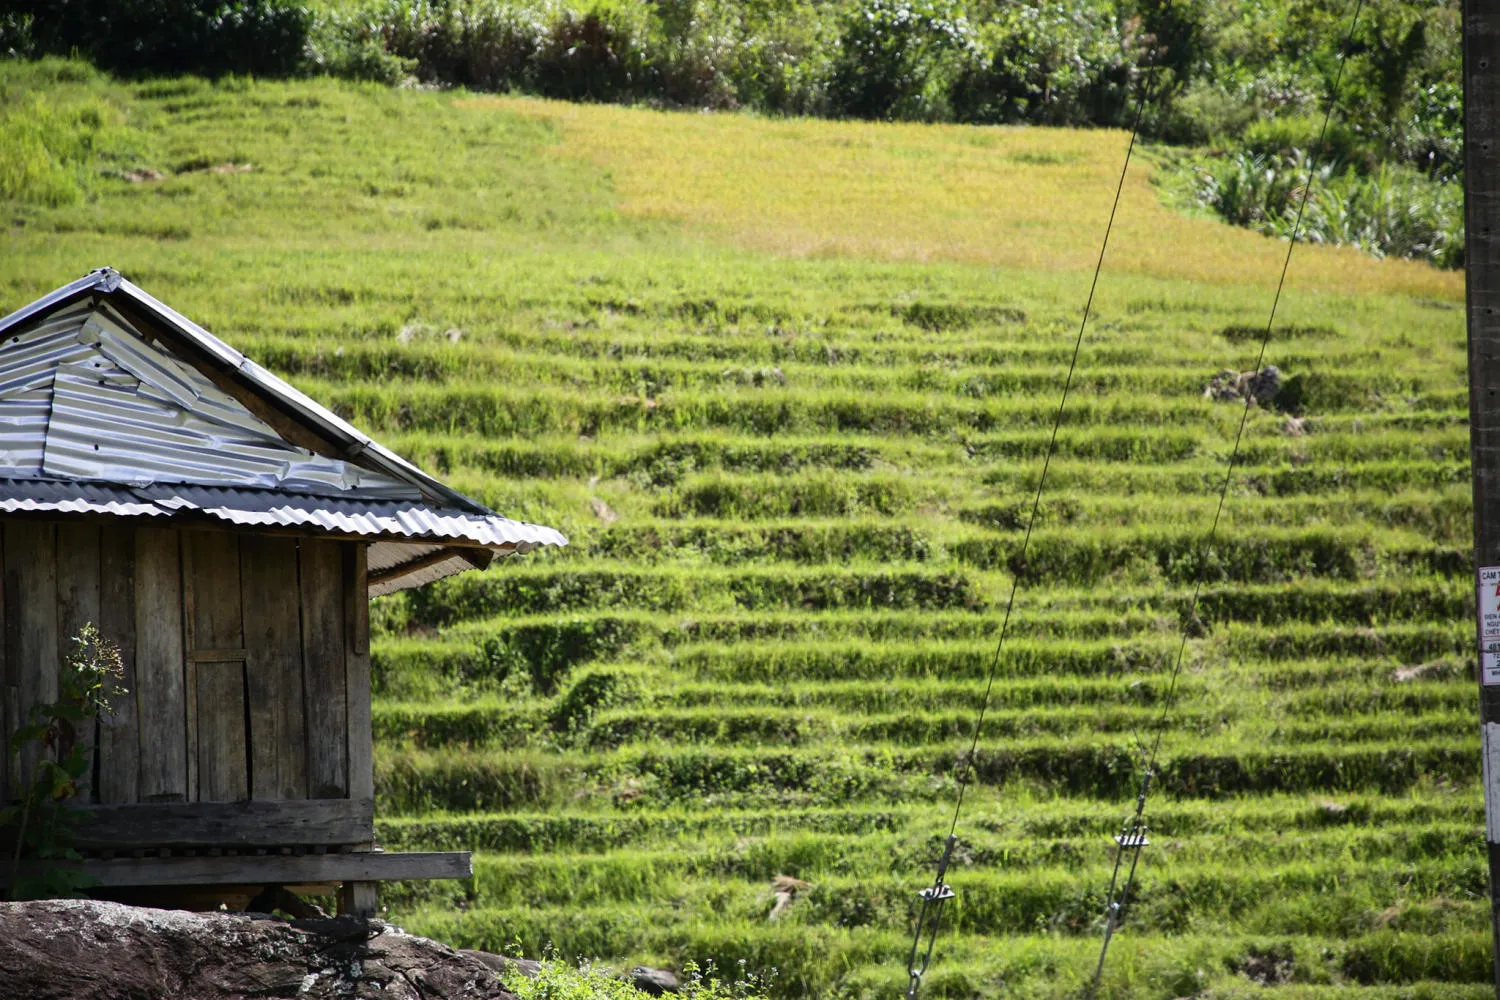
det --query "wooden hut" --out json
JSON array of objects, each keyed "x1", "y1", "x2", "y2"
[{"x1": 0, "y1": 268, "x2": 566, "y2": 913}]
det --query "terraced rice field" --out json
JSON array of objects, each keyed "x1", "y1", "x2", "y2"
[{"x1": 0, "y1": 61, "x2": 1484, "y2": 998}]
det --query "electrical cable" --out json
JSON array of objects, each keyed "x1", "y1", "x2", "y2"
[
  {"x1": 1082, "y1": 2, "x2": 1368, "y2": 994},
  {"x1": 903, "y1": 41, "x2": 1171, "y2": 1000}
]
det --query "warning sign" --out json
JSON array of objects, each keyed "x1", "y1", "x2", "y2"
[
  {"x1": 1480, "y1": 567, "x2": 1500, "y2": 685},
  {"x1": 1482, "y1": 566, "x2": 1500, "y2": 637}
]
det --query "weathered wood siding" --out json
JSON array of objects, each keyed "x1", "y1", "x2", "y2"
[{"x1": 0, "y1": 519, "x2": 371, "y2": 844}]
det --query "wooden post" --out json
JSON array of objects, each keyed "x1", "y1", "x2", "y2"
[
  {"x1": 338, "y1": 880, "x2": 379, "y2": 918},
  {"x1": 1463, "y1": 2, "x2": 1500, "y2": 990}
]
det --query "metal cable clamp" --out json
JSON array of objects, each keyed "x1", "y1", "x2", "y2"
[{"x1": 906, "y1": 834, "x2": 958, "y2": 1000}]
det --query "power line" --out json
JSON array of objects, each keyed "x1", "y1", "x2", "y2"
[
  {"x1": 903, "y1": 48, "x2": 1169, "y2": 1000},
  {"x1": 1083, "y1": 2, "x2": 1367, "y2": 994}
]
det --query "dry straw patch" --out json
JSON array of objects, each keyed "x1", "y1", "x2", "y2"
[{"x1": 461, "y1": 96, "x2": 1461, "y2": 300}]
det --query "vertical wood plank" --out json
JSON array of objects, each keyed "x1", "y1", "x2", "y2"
[
  {"x1": 195, "y1": 661, "x2": 248, "y2": 802},
  {"x1": 55, "y1": 522, "x2": 101, "y2": 804},
  {"x1": 98, "y1": 525, "x2": 139, "y2": 804},
  {"x1": 183, "y1": 531, "x2": 247, "y2": 803},
  {"x1": 344, "y1": 544, "x2": 373, "y2": 808},
  {"x1": 5, "y1": 522, "x2": 58, "y2": 788},
  {"x1": 55, "y1": 523, "x2": 102, "y2": 647},
  {"x1": 242, "y1": 537, "x2": 307, "y2": 801},
  {"x1": 135, "y1": 528, "x2": 187, "y2": 803},
  {"x1": 180, "y1": 535, "x2": 198, "y2": 800},
  {"x1": 300, "y1": 539, "x2": 347, "y2": 799}
]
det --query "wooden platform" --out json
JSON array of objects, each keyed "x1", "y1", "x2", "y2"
[{"x1": 0, "y1": 850, "x2": 470, "y2": 889}]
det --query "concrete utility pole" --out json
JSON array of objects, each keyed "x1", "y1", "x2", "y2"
[{"x1": 1464, "y1": 2, "x2": 1500, "y2": 992}]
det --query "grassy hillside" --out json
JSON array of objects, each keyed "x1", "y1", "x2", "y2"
[{"x1": 0, "y1": 58, "x2": 1482, "y2": 999}]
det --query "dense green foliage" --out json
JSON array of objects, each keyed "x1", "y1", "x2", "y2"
[
  {"x1": 302, "y1": 0, "x2": 1461, "y2": 159},
  {"x1": 0, "y1": 60, "x2": 1480, "y2": 997},
  {"x1": 4, "y1": 0, "x2": 311, "y2": 78}
]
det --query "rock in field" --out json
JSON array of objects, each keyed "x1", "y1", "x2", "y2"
[{"x1": 1203, "y1": 364, "x2": 1283, "y2": 405}]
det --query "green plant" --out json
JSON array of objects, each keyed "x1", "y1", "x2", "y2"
[
  {"x1": 501, "y1": 955, "x2": 773, "y2": 1000},
  {"x1": 2, "y1": 624, "x2": 126, "y2": 900},
  {"x1": 1193, "y1": 149, "x2": 1464, "y2": 268}
]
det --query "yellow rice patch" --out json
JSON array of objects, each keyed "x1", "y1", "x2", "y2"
[{"x1": 460, "y1": 95, "x2": 1461, "y2": 300}]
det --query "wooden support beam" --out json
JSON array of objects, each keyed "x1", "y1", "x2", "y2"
[
  {"x1": 0, "y1": 850, "x2": 471, "y2": 889},
  {"x1": 66, "y1": 798, "x2": 374, "y2": 850},
  {"x1": 365, "y1": 547, "x2": 470, "y2": 590}
]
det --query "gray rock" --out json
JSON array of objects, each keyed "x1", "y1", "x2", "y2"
[
  {"x1": 0, "y1": 898, "x2": 516, "y2": 1000},
  {"x1": 1203, "y1": 364, "x2": 1282, "y2": 405},
  {"x1": 631, "y1": 965, "x2": 681, "y2": 995}
]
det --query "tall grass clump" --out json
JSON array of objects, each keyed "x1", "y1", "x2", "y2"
[
  {"x1": 1195, "y1": 150, "x2": 1464, "y2": 268},
  {"x1": 0, "y1": 59, "x2": 143, "y2": 207}
]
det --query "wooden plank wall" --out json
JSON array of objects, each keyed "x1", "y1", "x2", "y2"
[
  {"x1": 345, "y1": 544, "x2": 373, "y2": 806},
  {"x1": 56, "y1": 523, "x2": 101, "y2": 804},
  {"x1": 0, "y1": 520, "x2": 366, "y2": 838},
  {"x1": 5, "y1": 523, "x2": 59, "y2": 793}
]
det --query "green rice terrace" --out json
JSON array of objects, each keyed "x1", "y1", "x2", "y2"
[{"x1": 0, "y1": 57, "x2": 1486, "y2": 998}]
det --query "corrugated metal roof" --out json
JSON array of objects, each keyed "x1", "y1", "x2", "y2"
[
  {"x1": 0, "y1": 269, "x2": 485, "y2": 512},
  {"x1": 0, "y1": 270, "x2": 568, "y2": 592},
  {"x1": 7, "y1": 303, "x2": 414, "y2": 494}
]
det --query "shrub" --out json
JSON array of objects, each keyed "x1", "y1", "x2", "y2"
[
  {"x1": 12, "y1": 0, "x2": 312, "y2": 78},
  {"x1": 532, "y1": 6, "x2": 649, "y2": 102},
  {"x1": 376, "y1": 0, "x2": 550, "y2": 92},
  {"x1": 946, "y1": 1, "x2": 1135, "y2": 126},
  {"x1": 306, "y1": 8, "x2": 415, "y2": 84},
  {"x1": 828, "y1": 0, "x2": 974, "y2": 121}
]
